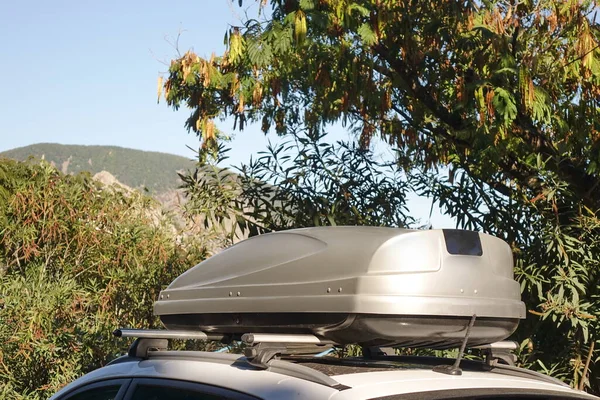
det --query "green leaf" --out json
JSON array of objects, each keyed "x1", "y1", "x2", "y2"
[
  {"x1": 357, "y1": 23, "x2": 377, "y2": 45},
  {"x1": 299, "y1": 0, "x2": 315, "y2": 10},
  {"x1": 493, "y1": 87, "x2": 517, "y2": 127},
  {"x1": 347, "y1": 3, "x2": 370, "y2": 17},
  {"x1": 294, "y1": 10, "x2": 307, "y2": 45}
]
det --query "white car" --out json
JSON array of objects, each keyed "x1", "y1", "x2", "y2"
[
  {"x1": 50, "y1": 335, "x2": 597, "y2": 400},
  {"x1": 50, "y1": 227, "x2": 599, "y2": 399}
]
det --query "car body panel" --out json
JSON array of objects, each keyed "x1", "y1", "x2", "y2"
[
  {"x1": 50, "y1": 358, "x2": 337, "y2": 400},
  {"x1": 331, "y1": 370, "x2": 598, "y2": 399},
  {"x1": 51, "y1": 355, "x2": 599, "y2": 400}
]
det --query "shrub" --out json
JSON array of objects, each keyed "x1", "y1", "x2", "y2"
[{"x1": 0, "y1": 159, "x2": 208, "y2": 399}]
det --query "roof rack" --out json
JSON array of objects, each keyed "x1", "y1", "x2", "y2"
[
  {"x1": 113, "y1": 328, "x2": 566, "y2": 389},
  {"x1": 113, "y1": 328, "x2": 345, "y2": 390},
  {"x1": 114, "y1": 329, "x2": 334, "y2": 365},
  {"x1": 473, "y1": 341, "x2": 518, "y2": 366}
]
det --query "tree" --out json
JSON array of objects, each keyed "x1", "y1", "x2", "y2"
[
  {"x1": 162, "y1": 0, "x2": 600, "y2": 392},
  {"x1": 180, "y1": 129, "x2": 414, "y2": 243}
]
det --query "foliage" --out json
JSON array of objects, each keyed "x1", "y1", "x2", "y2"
[
  {"x1": 1, "y1": 143, "x2": 196, "y2": 194},
  {"x1": 162, "y1": 0, "x2": 600, "y2": 210},
  {"x1": 161, "y1": 0, "x2": 600, "y2": 393},
  {"x1": 180, "y1": 129, "x2": 413, "y2": 243},
  {"x1": 0, "y1": 159, "x2": 209, "y2": 399},
  {"x1": 415, "y1": 168, "x2": 600, "y2": 391}
]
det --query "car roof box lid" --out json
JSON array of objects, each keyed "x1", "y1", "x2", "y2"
[{"x1": 154, "y1": 227, "x2": 526, "y2": 348}]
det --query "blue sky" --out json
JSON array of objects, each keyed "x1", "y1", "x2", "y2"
[
  {"x1": 0, "y1": 0, "x2": 455, "y2": 228},
  {"x1": 0, "y1": 0, "x2": 258, "y2": 160}
]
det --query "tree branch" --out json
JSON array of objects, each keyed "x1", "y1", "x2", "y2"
[{"x1": 373, "y1": 44, "x2": 465, "y2": 131}]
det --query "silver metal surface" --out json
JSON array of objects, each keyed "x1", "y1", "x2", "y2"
[
  {"x1": 242, "y1": 333, "x2": 335, "y2": 345},
  {"x1": 115, "y1": 328, "x2": 215, "y2": 340},
  {"x1": 473, "y1": 341, "x2": 518, "y2": 350}
]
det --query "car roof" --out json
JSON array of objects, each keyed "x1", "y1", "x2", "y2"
[
  {"x1": 331, "y1": 369, "x2": 591, "y2": 399},
  {"x1": 51, "y1": 351, "x2": 598, "y2": 400}
]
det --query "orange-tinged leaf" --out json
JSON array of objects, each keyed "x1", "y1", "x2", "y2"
[
  {"x1": 485, "y1": 89, "x2": 495, "y2": 118},
  {"x1": 201, "y1": 61, "x2": 211, "y2": 87},
  {"x1": 576, "y1": 30, "x2": 596, "y2": 70},
  {"x1": 253, "y1": 82, "x2": 263, "y2": 106},
  {"x1": 528, "y1": 80, "x2": 535, "y2": 107},
  {"x1": 582, "y1": 39, "x2": 595, "y2": 70},
  {"x1": 456, "y1": 76, "x2": 465, "y2": 102},
  {"x1": 238, "y1": 94, "x2": 245, "y2": 113},
  {"x1": 529, "y1": 309, "x2": 544, "y2": 316},
  {"x1": 231, "y1": 74, "x2": 240, "y2": 96},
  {"x1": 156, "y1": 76, "x2": 163, "y2": 103},
  {"x1": 164, "y1": 79, "x2": 171, "y2": 100},
  {"x1": 205, "y1": 120, "x2": 216, "y2": 140}
]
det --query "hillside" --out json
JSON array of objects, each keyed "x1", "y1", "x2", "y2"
[{"x1": 0, "y1": 143, "x2": 196, "y2": 194}]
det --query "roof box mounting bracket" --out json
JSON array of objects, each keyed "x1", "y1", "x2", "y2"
[
  {"x1": 128, "y1": 338, "x2": 168, "y2": 358},
  {"x1": 361, "y1": 346, "x2": 396, "y2": 358},
  {"x1": 475, "y1": 341, "x2": 518, "y2": 367},
  {"x1": 244, "y1": 343, "x2": 287, "y2": 369}
]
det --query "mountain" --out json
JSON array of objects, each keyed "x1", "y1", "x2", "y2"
[{"x1": 0, "y1": 143, "x2": 197, "y2": 194}]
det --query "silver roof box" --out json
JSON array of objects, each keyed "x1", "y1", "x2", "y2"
[{"x1": 154, "y1": 227, "x2": 526, "y2": 348}]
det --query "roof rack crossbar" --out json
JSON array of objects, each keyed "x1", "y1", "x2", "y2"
[
  {"x1": 114, "y1": 328, "x2": 228, "y2": 342},
  {"x1": 240, "y1": 333, "x2": 335, "y2": 369},
  {"x1": 115, "y1": 328, "x2": 234, "y2": 361},
  {"x1": 242, "y1": 333, "x2": 335, "y2": 345},
  {"x1": 114, "y1": 329, "x2": 335, "y2": 365}
]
